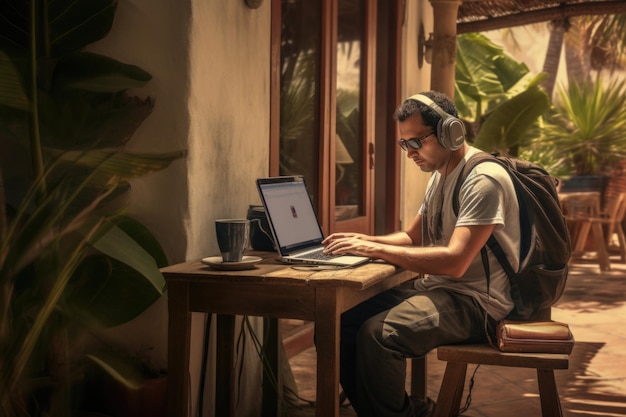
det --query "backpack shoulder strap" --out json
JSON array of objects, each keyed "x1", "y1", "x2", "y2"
[
  {"x1": 452, "y1": 152, "x2": 504, "y2": 212},
  {"x1": 452, "y1": 152, "x2": 516, "y2": 278}
]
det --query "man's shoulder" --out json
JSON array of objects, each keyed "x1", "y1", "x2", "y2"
[{"x1": 465, "y1": 156, "x2": 511, "y2": 182}]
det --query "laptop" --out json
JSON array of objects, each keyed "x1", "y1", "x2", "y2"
[{"x1": 256, "y1": 176, "x2": 370, "y2": 267}]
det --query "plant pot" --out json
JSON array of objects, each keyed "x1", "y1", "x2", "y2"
[
  {"x1": 561, "y1": 175, "x2": 610, "y2": 206},
  {"x1": 90, "y1": 374, "x2": 167, "y2": 417},
  {"x1": 561, "y1": 175, "x2": 609, "y2": 192}
]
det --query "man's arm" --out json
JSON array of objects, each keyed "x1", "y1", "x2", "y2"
[
  {"x1": 322, "y1": 213, "x2": 424, "y2": 247},
  {"x1": 323, "y1": 222, "x2": 495, "y2": 278}
]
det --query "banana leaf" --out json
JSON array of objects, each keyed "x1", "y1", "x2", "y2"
[
  {"x1": 455, "y1": 33, "x2": 549, "y2": 155},
  {"x1": 0, "y1": 1, "x2": 186, "y2": 415},
  {"x1": 456, "y1": 33, "x2": 532, "y2": 121},
  {"x1": 473, "y1": 80, "x2": 550, "y2": 153},
  {"x1": 0, "y1": 0, "x2": 117, "y2": 59},
  {"x1": 66, "y1": 217, "x2": 167, "y2": 328},
  {"x1": 0, "y1": 51, "x2": 29, "y2": 111}
]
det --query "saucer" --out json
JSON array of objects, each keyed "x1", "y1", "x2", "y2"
[{"x1": 201, "y1": 255, "x2": 263, "y2": 271}]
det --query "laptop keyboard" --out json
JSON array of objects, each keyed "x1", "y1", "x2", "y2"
[{"x1": 295, "y1": 248, "x2": 340, "y2": 260}]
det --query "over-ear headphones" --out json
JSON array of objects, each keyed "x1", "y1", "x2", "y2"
[{"x1": 407, "y1": 94, "x2": 466, "y2": 151}]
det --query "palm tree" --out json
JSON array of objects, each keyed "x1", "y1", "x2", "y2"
[
  {"x1": 542, "y1": 19, "x2": 568, "y2": 98},
  {"x1": 542, "y1": 14, "x2": 626, "y2": 98}
]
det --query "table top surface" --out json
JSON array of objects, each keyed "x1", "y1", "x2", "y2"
[
  {"x1": 161, "y1": 251, "x2": 412, "y2": 290},
  {"x1": 559, "y1": 191, "x2": 602, "y2": 217},
  {"x1": 558, "y1": 190, "x2": 600, "y2": 199}
]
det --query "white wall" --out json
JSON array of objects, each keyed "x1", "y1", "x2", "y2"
[
  {"x1": 186, "y1": 2, "x2": 271, "y2": 415},
  {"x1": 89, "y1": 0, "x2": 271, "y2": 416},
  {"x1": 399, "y1": 0, "x2": 433, "y2": 229},
  {"x1": 187, "y1": 1, "x2": 270, "y2": 261}
]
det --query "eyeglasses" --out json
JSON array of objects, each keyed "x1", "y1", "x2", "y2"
[{"x1": 398, "y1": 132, "x2": 434, "y2": 151}]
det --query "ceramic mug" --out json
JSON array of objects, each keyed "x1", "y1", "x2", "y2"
[{"x1": 215, "y1": 219, "x2": 250, "y2": 262}]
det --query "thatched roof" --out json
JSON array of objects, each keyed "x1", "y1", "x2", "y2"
[{"x1": 457, "y1": 0, "x2": 626, "y2": 33}]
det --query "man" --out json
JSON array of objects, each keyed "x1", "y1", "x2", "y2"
[{"x1": 322, "y1": 90, "x2": 520, "y2": 417}]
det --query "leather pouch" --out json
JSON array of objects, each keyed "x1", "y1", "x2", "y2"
[{"x1": 496, "y1": 320, "x2": 574, "y2": 354}]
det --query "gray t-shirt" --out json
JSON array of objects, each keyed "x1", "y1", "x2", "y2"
[{"x1": 415, "y1": 147, "x2": 519, "y2": 320}]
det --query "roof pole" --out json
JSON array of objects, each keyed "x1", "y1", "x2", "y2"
[{"x1": 428, "y1": 0, "x2": 461, "y2": 98}]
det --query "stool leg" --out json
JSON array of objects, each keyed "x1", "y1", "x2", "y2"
[
  {"x1": 536, "y1": 369, "x2": 563, "y2": 417},
  {"x1": 433, "y1": 362, "x2": 467, "y2": 417}
]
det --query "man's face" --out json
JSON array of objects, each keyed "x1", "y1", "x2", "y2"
[{"x1": 398, "y1": 113, "x2": 449, "y2": 173}]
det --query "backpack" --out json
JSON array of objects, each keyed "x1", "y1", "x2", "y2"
[{"x1": 452, "y1": 152, "x2": 572, "y2": 320}]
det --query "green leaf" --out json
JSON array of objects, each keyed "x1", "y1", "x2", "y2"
[
  {"x1": 456, "y1": 33, "x2": 508, "y2": 102},
  {"x1": 0, "y1": 0, "x2": 117, "y2": 59},
  {"x1": 53, "y1": 149, "x2": 186, "y2": 183},
  {"x1": 0, "y1": 0, "x2": 184, "y2": 414},
  {"x1": 90, "y1": 223, "x2": 165, "y2": 294},
  {"x1": 473, "y1": 85, "x2": 550, "y2": 153},
  {"x1": 456, "y1": 33, "x2": 533, "y2": 123},
  {"x1": 0, "y1": 50, "x2": 29, "y2": 111},
  {"x1": 115, "y1": 215, "x2": 169, "y2": 268},
  {"x1": 86, "y1": 352, "x2": 145, "y2": 390},
  {"x1": 544, "y1": 78, "x2": 626, "y2": 176},
  {"x1": 54, "y1": 52, "x2": 152, "y2": 93},
  {"x1": 61, "y1": 217, "x2": 169, "y2": 328},
  {"x1": 66, "y1": 252, "x2": 163, "y2": 327}
]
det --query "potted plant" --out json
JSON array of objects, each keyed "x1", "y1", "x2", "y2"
[
  {"x1": 537, "y1": 78, "x2": 626, "y2": 198},
  {"x1": 0, "y1": 1, "x2": 185, "y2": 416},
  {"x1": 83, "y1": 346, "x2": 167, "y2": 417}
]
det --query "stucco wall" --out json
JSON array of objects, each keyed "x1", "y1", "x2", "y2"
[
  {"x1": 186, "y1": 2, "x2": 271, "y2": 415},
  {"x1": 400, "y1": 0, "x2": 433, "y2": 229},
  {"x1": 90, "y1": 0, "x2": 271, "y2": 416}
]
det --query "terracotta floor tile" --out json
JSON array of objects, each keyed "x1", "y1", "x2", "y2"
[{"x1": 287, "y1": 256, "x2": 626, "y2": 417}]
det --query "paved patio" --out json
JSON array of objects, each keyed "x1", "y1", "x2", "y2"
[{"x1": 286, "y1": 255, "x2": 626, "y2": 417}]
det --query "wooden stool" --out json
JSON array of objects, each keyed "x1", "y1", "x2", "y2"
[{"x1": 431, "y1": 344, "x2": 569, "y2": 417}]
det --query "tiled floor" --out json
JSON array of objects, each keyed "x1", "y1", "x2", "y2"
[{"x1": 285, "y1": 255, "x2": 626, "y2": 417}]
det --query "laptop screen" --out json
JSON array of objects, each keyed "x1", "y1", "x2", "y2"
[{"x1": 256, "y1": 177, "x2": 325, "y2": 253}]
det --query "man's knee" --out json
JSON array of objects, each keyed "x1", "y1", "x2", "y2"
[{"x1": 356, "y1": 315, "x2": 388, "y2": 351}]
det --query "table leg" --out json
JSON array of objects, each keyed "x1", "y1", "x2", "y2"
[
  {"x1": 591, "y1": 223, "x2": 611, "y2": 271},
  {"x1": 574, "y1": 221, "x2": 591, "y2": 252},
  {"x1": 262, "y1": 318, "x2": 282, "y2": 417},
  {"x1": 216, "y1": 315, "x2": 236, "y2": 417},
  {"x1": 575, "y1": 221, "x2": 611, "y2": 271},
  {"x1": 167, "y1": 282, "x2": 192, "y2": 417},
  {"x1": 314, "y1": 288, "x2": 341, "y2": 417}
]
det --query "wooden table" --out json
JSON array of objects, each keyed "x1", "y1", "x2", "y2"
[
  {"x1": 559, "y1": 191, "x2": 601, "y2": 217},
  {"x1": 161, "y1": 253, "x2": 418, "y2": 417}
]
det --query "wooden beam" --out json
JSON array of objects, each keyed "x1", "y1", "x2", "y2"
[{"x1": 458, "y1": 1, "x2": 626, "y2": 34}]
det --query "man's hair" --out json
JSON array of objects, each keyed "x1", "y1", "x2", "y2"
[{"x1": 392, "y1": 90, "x2": 458, "y2": 132}]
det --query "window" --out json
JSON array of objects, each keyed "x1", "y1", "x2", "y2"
[{"x1": 271, "y1": 0, "x2": 377, "y2": 234}]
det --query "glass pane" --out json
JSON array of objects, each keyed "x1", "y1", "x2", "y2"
[
  {"x1": 335, "y1": 0, "x2": 364, "y2": 221},
  {"x1": 280, "y1": 0, "x2": 322, "y2": 205}
]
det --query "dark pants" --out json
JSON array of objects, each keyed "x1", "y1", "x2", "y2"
[{"x1": 338, "y1": 282, "x2": 489, "y2": 417}]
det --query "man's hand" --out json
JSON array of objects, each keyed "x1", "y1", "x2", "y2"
[
  {"x1": 323, "y1": 233, "x2": 377, "y2": 257},
  {"x1": 322, "y1": 232, "x2": 369, "y2": 245}
]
